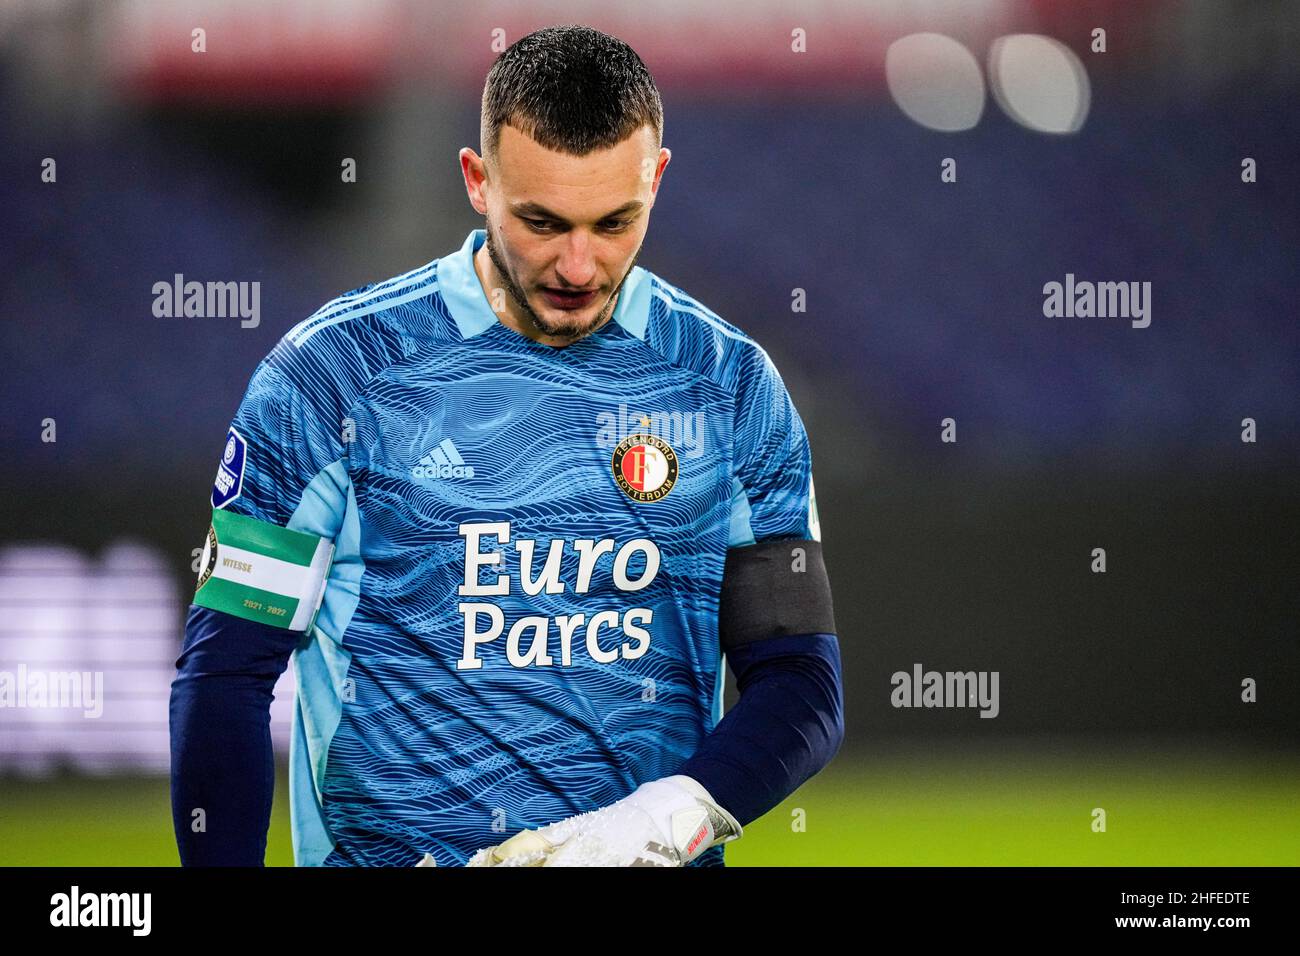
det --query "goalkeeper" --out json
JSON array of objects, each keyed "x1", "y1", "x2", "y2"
[{"x1": 169, "y1": 25, "x2": 844, "y2": 868}]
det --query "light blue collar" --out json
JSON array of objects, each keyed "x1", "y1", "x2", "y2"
[{"x1": 438, "y1": 228, "x2": 652, "y2": 341}]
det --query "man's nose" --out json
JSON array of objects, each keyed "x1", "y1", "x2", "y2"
[{"x1": 555, "y1": 232, "x2": 598, "y2": 288}]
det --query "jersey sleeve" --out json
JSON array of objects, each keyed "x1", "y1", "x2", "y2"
[
  {"x1": 172, "y1": 348, "x2": 349, "y2": 866},
  {"x1": 688, "y1": 346, "x2": 841, "y2": 825},
  {"x1": 727, "y1": 344, "x2": 820, "y2": 546},
  {"x1": 211, "y1": 355, "x2": 346, "y2": 527},
  {"x1": 196, "y1": 351, "x2": 348, "y2": 632}
]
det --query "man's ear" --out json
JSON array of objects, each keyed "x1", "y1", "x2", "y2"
[
  {"x1": 649, "y1": 147, "x2": 672, "y2": 196},
  {"x1": 460, "y1": 147, "x2": 489, "y2": 215}
]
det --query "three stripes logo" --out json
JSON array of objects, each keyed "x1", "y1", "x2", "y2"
[{"x1": 411, "y1": 438, "x2": 475, "y2": 480}]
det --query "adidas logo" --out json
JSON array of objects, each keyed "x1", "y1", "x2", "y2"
[{"x1": 410, "y1": 438, "x2": 476, "y2": 480}]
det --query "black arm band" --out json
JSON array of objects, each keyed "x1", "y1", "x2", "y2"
[{"x1": 718, "y1": 538, "x2": 837, "y2": 650}]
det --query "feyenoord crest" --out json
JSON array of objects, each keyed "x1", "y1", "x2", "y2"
[{"x1": 612, "y1": 433, "x2": 678, "y2": 502}]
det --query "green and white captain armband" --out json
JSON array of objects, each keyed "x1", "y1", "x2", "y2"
[{"x1": 194, "y1": 508, "x2": 334, "y2": 631}]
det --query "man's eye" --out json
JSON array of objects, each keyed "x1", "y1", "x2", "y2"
[{"x1": 523, "y1": 217, "x2": 631, "y2": 233}]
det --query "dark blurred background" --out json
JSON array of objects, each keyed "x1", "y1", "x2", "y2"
[{"x1": 0, "y1": 0, "x2": 1296, "y2": 864}]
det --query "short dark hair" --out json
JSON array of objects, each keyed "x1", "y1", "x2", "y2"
[{"x1": 481, "y1": 25, "x2": 663, "y2": 161}]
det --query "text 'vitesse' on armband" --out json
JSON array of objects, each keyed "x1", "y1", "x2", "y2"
[{"x1": 194, "y1": 508, "x2": 334, "y2": 631}]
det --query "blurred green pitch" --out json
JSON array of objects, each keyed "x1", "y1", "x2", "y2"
[{"x1": 2, "y1": 749, "x2": 1296, "y2": 866}]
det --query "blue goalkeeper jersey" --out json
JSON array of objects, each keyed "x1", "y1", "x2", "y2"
[{"x1": 206, "y1": 228, "x2": 820, "y2": 866}]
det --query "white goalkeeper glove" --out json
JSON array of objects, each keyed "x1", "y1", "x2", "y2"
[{"x1": 466, "y1": 775, "x2": 742, "y2": 867}]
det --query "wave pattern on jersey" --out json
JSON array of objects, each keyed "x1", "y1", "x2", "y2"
[
  {"x1": 216, "y1": 255, "x2": 806, "y2": 868},
  {"x1": 315, "y1": 316, "x2": 738, "y2": 865}
]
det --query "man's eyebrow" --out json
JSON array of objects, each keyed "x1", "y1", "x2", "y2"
[{"x1": 510, "y1": 200, "x2": 644, "y2": 222}]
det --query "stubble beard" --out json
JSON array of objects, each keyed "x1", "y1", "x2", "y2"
[{"x1": 484, "y1": 223, "x2": 641, "y2": 344}]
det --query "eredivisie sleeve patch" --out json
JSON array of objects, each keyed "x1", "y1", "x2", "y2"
[{"x1": 194, "y1": 508, "x2": 334, "y2": 631}]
